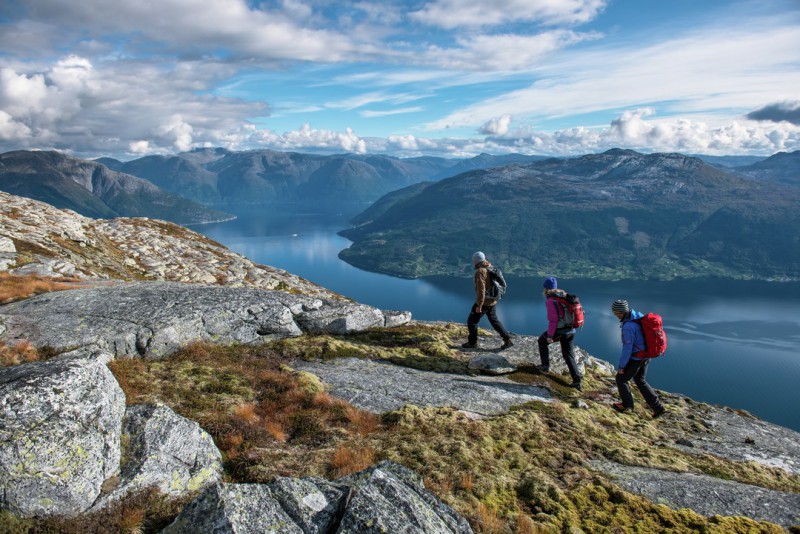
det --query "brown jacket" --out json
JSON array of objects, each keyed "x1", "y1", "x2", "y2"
[{"x1": 473, "y1": 260, "x2": 497, "y2": 309}]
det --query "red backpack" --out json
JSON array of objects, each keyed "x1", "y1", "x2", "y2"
[
  {"x1": 554, "y1": 294, "x2": 585, "y2": 329},
  {"x1": 633, "y1": 313, "x2": 667, "y2": 358}
]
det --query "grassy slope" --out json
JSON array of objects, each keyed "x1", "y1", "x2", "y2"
[{"x1": 5, "y1": 324, "x2": 796, "y2": 533}]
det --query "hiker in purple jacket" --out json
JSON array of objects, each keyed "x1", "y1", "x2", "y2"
[
  {"x1": 611, "y1": 299, "x2": 665, "y2": 417},
  {"x1": 536, "y1": 276, "x2": 582, "y2": 391}
]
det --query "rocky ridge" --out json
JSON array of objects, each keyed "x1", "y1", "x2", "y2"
[{"x1": 0, "y1": 191, "x2": 335, "y2": 298}]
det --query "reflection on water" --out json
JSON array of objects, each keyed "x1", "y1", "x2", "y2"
[{"x1": 198, "y1": 209, "x2": 800, "y2": 431}]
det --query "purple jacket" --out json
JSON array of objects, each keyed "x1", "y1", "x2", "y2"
[{"x1": 545, "y1": 290, "x2": 575, "y2": 337}]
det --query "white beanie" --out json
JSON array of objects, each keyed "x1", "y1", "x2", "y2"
[{"x1": 471, "y1": 251, "x2": 486, "y2": 267}]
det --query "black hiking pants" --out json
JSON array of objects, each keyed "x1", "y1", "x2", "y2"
[
  {"x1": 537, "y1": 332, "x2": 581, "y2": 384},
  {"x1": 616, "y1": 358, "x2": 663, "y2": 410},
  {"x1": 467, "y1": 304, "x2": 510, "y2": 345}
]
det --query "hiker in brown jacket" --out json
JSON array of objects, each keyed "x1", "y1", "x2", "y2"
[{"x1": 462, "y1": 251, "x2": 513, "y2": 350}]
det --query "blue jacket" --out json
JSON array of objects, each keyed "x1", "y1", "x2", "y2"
[{"x1": 619, "y1": 310, "x2": 646, "y2": 369}]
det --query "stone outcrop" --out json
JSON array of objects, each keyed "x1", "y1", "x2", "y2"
[
  {"x1": 0, "y1": 191, "x2": 335, "y2": 298},
  {"x1": 96, "y1": 404, "x2": 223, "y2": 508},
  {"x1": 594, "y1": 460, "x2": 800, "y2": 530},
  {"x1": 0, "y1": 282, "x2": 410, "y2": 358},
  {"x1": 0, "y1": 348, "x2": 125, "y2": 517},
  {"x1": 293, "y1": 356, "x2": 552, "y2": 416},
  {"x1": 162, "y1": 461, "x2": 472, "y2": 534}
]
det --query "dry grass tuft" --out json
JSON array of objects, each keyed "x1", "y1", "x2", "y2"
[
  {"x1": 475, "y1": 502, "x2": 504, "y2": 534},
  {"x1": 0, "y1": 340, "x2": 40, "y2": 367},
  {"x1": 0, "y1": 272, "x2": 79, "y2": 303},
  {"x1": 330, "y1": 443, "x2": 376, "y2": 478}
]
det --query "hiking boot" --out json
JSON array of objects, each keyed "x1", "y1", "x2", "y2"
[
  {"x1": 568, "y1": 381, "x2": 583, "y2": 391},
  {"x1": 500, "y1": 338, "x2": 514, "y2": 350},
  {"x1": 535, "y1": 364, "x2": 550, "y2": 373},
  {"x1": 652, "y1": 406, "x2": 666, "y2": 419},
  {"x1": 461, "y1": 341, "x2": 477, "y2": 349},
  {"x1": 612, "y1": 402, "x2": 633, "y2": 413}
]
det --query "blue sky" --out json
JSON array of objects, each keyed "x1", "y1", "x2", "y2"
[{"x1": 0, "y1": 0, "x2": 798, "y2": 159}]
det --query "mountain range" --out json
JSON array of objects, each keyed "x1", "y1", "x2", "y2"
[
  {"x1": 339, "y1": 149, "x2": 800, "y2": 281},
  {"x1": 97, "y1": 148, "x2": 548, "y2": 212},
  {"x1": 0, "y1": 151, "x2": 230, "y2": 224}
]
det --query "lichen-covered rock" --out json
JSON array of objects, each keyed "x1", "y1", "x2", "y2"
[
  {"x1": 295, "y1": 301, "x2": 385, "y2": 334},
  {"x1": 468, "y1": 354, "x2": 516, "y2": 375},
  {"x1": 161, "y1": 483, "x2": 303, "y2": 534},
  {"x1": 337, "y1": 461, "x2": 473, "y2": 533},
  {"x1": 383, "y1": 310, "x2": 412, "y2": 328},
  {"x1": 95, "y1": 404, "x2": 222, "y2": 508},
  {"x1": 268, "y1": 476, "x2": 350, "y2": 534},
  {"x1": 0, "y1": 282, "x2": 409, "y2": 359},
  {"x1": 0, "y1": 348, "x2": 125, "y2": 517}
]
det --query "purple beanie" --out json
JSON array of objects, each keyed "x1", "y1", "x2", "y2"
[{"x1": 543, "y1": 276, "x2": 557, "y2": 290}]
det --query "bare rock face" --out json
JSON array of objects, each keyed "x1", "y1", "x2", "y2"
[
  {"x1": 162, "y1": 461, "x2": 472, "y2": 534},
  {"x1": 0, "y1": 348, "x2": 125, "y2": 517},
  {"x1": 0, "y1": 282, "x2": 410, "y2": 358},
  {"x1": 95, "y1": 404, "x2": 223, "y2": 508},
  {"x1": 0, "y1": 191, "x2": 337, "y2": 298}
]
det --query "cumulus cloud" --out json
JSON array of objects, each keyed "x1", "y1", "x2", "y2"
[
  {"x1": 479, "y1": 114, "x2": 512, "y2": 135},
  {"x1": 410, "y1": 0, "x2": 607, "y2": 29},
  {"x1": 747, "y1": 101, "x2": 800, "y2": 125},
  {"x1": 251, "y1": 124, "x2": 368, "y2": 154},
  {"x1": 0, "y1": 56, "x2": 266, "y2": 156},
  {"x1": 5, "y1": 0, "x2": 363, "y2": 63}
]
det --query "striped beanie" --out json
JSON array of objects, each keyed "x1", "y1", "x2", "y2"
[{"x1": 611, "y1": 299, "x2": 630, "y2": 314}]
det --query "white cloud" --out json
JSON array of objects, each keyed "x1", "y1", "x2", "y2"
[
  {"x1": 360, "y1": 107, "x2": 424, "y2": 118},
  {"x1": 7, "y1": 0, "x2": 364, "y2": 63},
  {"x1": 418, "y1": 30, "x2": 599, "y2": 71},
  {"x1": 251, "y1": 124, "x2": 368, "y2": 154},
  {"x1": 410, "y1": 0, "x2": 607, "y2": 29},
  {"x1": 480, "y1": 114, "x2": 512, "y2": 135},
  {"x1": 424, "y1": 22, "x2": 800, "y2": 131}
]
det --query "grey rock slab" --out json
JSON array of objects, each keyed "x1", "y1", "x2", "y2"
[
  {"x1": 672, "y1": 404, "x2": 800, "y2": 476},
  {"x1": 383, "y1": 310, "x2": 413, "y2": 328},
  {"x1": 337, "y1": 461, "x2": 472, "y2": 534},
  {"x1": 0, "y1": 282, "x2": 406, "y2": 359},
  {"x1": 593, "y1": 460, "x2": 800, "y2": 529},
  {"x1": 295, "y1": 301, "x2": 385, "y2": 334},
  {"x1": 0, "y1": 235, "x2": 15, "y2": 253},
  {"x1": 161, "y1": 483, "x2": 303, "y2": 534},
  {"x1": 95, "y1": 403, "x2": 222, "y2": 508},
  {"x1": 268, "y1": 476, "x2": 350, "y2": 534},
  {"x1": 468, "y1": 354, "x2": 516, "y2": 375},
  {"x1": 0, "y1": 348, "x2": 125, "y2": 517},
  {"x1": 339, "y1": 461, "x2": 472, "y2": 534},
  {"x1": 292, "y1": 357, "x2": 552, "y2": 416}
]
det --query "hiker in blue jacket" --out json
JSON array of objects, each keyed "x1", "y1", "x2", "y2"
[{"x1": 611, "y1": 299, "x2": 665, "y2": 417}]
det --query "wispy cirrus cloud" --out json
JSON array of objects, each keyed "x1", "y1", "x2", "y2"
[{"x1": 410, "y1": 0, "x2": 607, "y2": 29}]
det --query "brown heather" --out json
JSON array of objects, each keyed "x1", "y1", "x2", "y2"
[
  {"x1": 0, "y1": 272, "x2": 79, "y2": 304},
  {"x1": 0, "y1": 340, "x2": 39, "y2": 367}
]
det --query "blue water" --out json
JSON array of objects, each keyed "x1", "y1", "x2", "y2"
[{"x1": 195, "y1": 208, "x2": 800, "y2": 431}]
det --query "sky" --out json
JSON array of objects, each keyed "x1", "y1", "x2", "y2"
[{"x1": 0, "y1": 0, "x2": 799, "y2": 160}]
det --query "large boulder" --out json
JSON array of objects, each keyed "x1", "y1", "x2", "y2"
[
  {"x1": 161, "y1": 483, "x2": 304, "y2": 534},
  {"x1": 0, "y1": 348, "x2": 125, "y2": 517},
  {"x1": 162, "y1": 462, "x2": 473, "y2": 534},
  {"x1": 0, "y1": 282, "x2": 410, "y2": 359},
  {"x1": 95, "y1": 403, "x2": 222, "y2": 508},
  {"x1": 338, "y1": 461, "x2": 473, "y2": 533}
]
